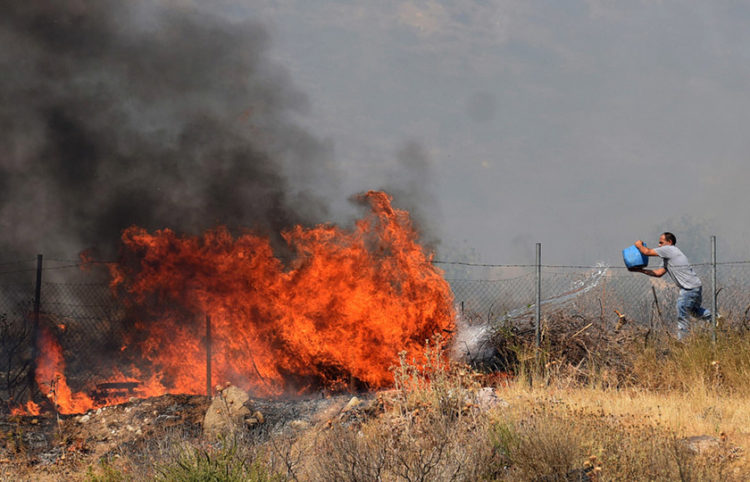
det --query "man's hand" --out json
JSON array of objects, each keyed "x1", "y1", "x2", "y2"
[
  {"x1": 628, "y1": 266, "x2": 643, "y2": 273},
  {"x1": 635, "y1": 239, "x2": 657, "y2": 256}
]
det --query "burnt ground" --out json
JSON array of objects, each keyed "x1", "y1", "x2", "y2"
[{"x1": 0, "y1": 391, "x2": 374, "y2": 480}]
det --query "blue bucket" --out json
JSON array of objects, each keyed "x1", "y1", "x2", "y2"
[{"x1": 622, "y1": 244, "x2": 649, "y2": 269}]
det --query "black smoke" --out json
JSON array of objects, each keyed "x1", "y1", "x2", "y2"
[{"x1": 0, "y1": 0, "x2": 335, "y2": 260}]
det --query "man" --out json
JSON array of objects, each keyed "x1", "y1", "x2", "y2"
[{"x1": 630, "y1": 232, "x2": 710, "y2": 339}]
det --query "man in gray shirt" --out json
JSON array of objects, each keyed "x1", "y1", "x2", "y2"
[{"x1": 630, "y1": 232, "x2": 710, "y2": 339}]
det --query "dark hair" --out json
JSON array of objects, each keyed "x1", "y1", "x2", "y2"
[{"x1": 662, "y1": 232, "x2": 676, "y2": 245}]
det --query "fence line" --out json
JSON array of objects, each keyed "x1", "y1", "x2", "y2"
[
  {"x1": 2, "y1": 240, "x2": 750, "y2": 407},
  {"x1": 3, "y1": 258, "x2": 750, "y2": 276}
]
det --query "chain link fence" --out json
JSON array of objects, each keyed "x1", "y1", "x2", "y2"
[
  {"x1": 2, "y1": 253, "x2": 750, "y2": 407},
  {"x1": 0, "y1": 259, "x2": 127, "y2": 405},
  {"x1": 446, "y1": 261, "x2": 750, "y2": 332}
]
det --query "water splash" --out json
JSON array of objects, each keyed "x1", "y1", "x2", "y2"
[{"x1": 451, "y1": 263, "x2": 609, "y2": 363}]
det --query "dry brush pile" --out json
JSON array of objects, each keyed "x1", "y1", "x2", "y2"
[{"x1": 487, "y1": 309, "x2": 750, "y2": 395}]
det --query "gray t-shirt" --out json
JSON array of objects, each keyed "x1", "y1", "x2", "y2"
[{"x1": 653, "y1": 245, "x2": 702, "y2": 290}]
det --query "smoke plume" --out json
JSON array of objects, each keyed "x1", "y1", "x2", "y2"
[{"x1": 0, "y1": 1, "x2": 336, "y2": 260}]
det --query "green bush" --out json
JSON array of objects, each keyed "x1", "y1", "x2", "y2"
[
  {"x1": 154, "y1": 439, "x2": 282, "y2": 482},
  {"x1": 85, "y1": 459, "x2": 132, "y2": 482}
]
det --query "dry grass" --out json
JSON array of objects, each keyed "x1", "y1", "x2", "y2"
[
  {"x1": 493, "y1": 385, "x2": 750, "y2": 480},
  {"x1": 484, "y1": 315, "x2": 750, "y2": 480},
  {"x1": 302, "y1": 337, "x2": 497, "y2": 481},
  {"x1": 499, "y1": 312, "x2": 750, "y2": 395},
  {"x1": 286, "y1": 327, "x2": 750, "y2": 481},
  {"x1": 8, "y1": 320, "x2": 750, "y2": 480}
]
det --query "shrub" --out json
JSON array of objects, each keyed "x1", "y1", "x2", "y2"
[
  {"x1": 309, "y1": 335, "x2": 499, "y2": 481},
  {"x1": 154, "y1": 438, "x2": 282, "y2": 482},
  {"x1": 85, "y1": 459, "x2": 132, "y2": 482}
]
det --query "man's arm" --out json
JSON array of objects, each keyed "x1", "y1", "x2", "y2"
[
  {"x1": 635, "y1": 240, "x2": 658, "y2": 257},
  {"x1": 630, "y1": 266, "x2": 667, "y2": 277}
]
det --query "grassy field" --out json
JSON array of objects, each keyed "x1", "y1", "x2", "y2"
[{"x1": 6, "y1": 319, "x2": 750, "y2": 481}]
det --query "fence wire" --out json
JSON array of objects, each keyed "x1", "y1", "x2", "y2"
[{"x1": 2, "y1": 256, "x2": 750, "y2": 406}]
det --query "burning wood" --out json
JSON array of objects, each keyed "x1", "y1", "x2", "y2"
[{"x1": 92, "y1": 382, "x2": 140, "y2": 402}]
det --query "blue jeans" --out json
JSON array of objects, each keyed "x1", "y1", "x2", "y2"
[{"x1": 676, "y1": 287, "x2": 710, "y2": 339}]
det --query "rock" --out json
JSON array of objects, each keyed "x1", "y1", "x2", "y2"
[
  {"x1": 680, "y1": 435, "x2": 720, "y2": 454},
  {"x1": 244, "y1": 413, "x2": 267, "y2": 428},
  {"x1": 289, "y1": 420, "x2": 310, "y2": 431},
  {"x1": 203, "y1": 385, "x2": 252, "y2": 438},
  {"x1": 252, "y1": 410, "x2": 264, "y2": 424},
  {"x1": 155, "y1": 414, "x2": 180, "y2": 423},
  {"x1": 77, "y1": 415, "x2": 90, "y2": 424},
  {"x1": 474, "y1": 387, "x2": 509, "y2": 410},
  {"x1": 243, "y1": 409, "x2": 265, "y2": 428},
  {"x1": 221, "y1": 385, "x2": 250, "y2": 409},
  {"x1": 343, "y1": 396, "x2": 361, "y2": 412}
]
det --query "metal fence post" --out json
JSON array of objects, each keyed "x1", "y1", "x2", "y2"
[
  {"x1": 206, "y1": 314, "x2": 212, "y2": 397},
  {"x1": 27, "y1": 254, "x2": 43, "y2": 396},
  {"x1": 535, "y1": 243, "x2": 541, "y2": 349},
  {"x1": 711, "y1": 235, "x2": 717, "y2": 343}
]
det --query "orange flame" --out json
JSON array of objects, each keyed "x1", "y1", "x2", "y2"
[
  {"x1": 35, "y1": 324, "x2": 95, "y2": 414},
  {"x1": 29, "y1": 191, "x2": 455, "y2": 413},
  {"x1": 10, "y1": 400, "x2": 40, "y2": 416}
]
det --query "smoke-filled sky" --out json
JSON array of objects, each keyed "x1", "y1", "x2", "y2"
[
  {"x1": 2, "y1": 0, "x2": 749, "y2": 267},
  {"x1": 0, "y1": 1, "x2": 337, "y2": 260},
  {"x1": 232, "y1": 0, "x2": 750, "y2": 266}
]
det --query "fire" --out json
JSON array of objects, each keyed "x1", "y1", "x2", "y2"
[
  {"x1": 27, "y1": 191, "x2": 455, "y2": 414},
  {"x1": 35, "y1": 324, "x2": 95, "y2": 414},
  {"x1": 10, "y1": 400, "x2": 40, "y2": 416}
]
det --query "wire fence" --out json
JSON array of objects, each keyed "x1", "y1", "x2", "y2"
[
  {"x1": 444, "y1": 261, "x2": 750, "y2": 327},
  {"x1": 2, "y1": 251, "x2": 750, "y2": 407}
]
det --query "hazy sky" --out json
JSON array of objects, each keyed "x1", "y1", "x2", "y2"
[
  {"x1": 223, "y1": 0, "x2": 750, "y2": 265},
  {"x1": 3, "y1": 1, "x2": 749, "y2": 268}
]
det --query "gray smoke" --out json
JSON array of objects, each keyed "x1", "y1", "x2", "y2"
[
  {"x1": 0, "y1": 0, "x2": 336, "y2": 260},
  {"x1": 381, "y1": 140, "x2": 441, "y2": 250}
]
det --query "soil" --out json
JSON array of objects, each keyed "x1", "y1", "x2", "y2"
[{"x1": 0, "y1": 391, "x2": 374, "y2": 480}]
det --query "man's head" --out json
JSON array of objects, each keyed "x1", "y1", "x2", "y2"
[{"x1": 659, "y1": 232, "x2": 676, "y2": 246}]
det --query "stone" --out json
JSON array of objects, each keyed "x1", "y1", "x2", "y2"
[
  {"x1": 244, "y1": 416, "x2": 262, "y2": 428},
  {"x1": 252, "y1": 410, "x2": 264, "y2": 424},
  {"x1": 474, "y1": 387, "x2": 509, "y2": 410},
  {"x1": 680, "y1": 435, "x2": 720, "y2": 454},
  {"x1": 220, "y1": 385, "x2": 250, "y2": 409},
  {"x1": 203, "y1": 385, "x2": 252, "y2": 438},
  {"x1": 289, "y1": 420, "x2": 310, "y2": 431},
  {"x1": 343, "y1": 396, "x2": 361, "y2": 412}
]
